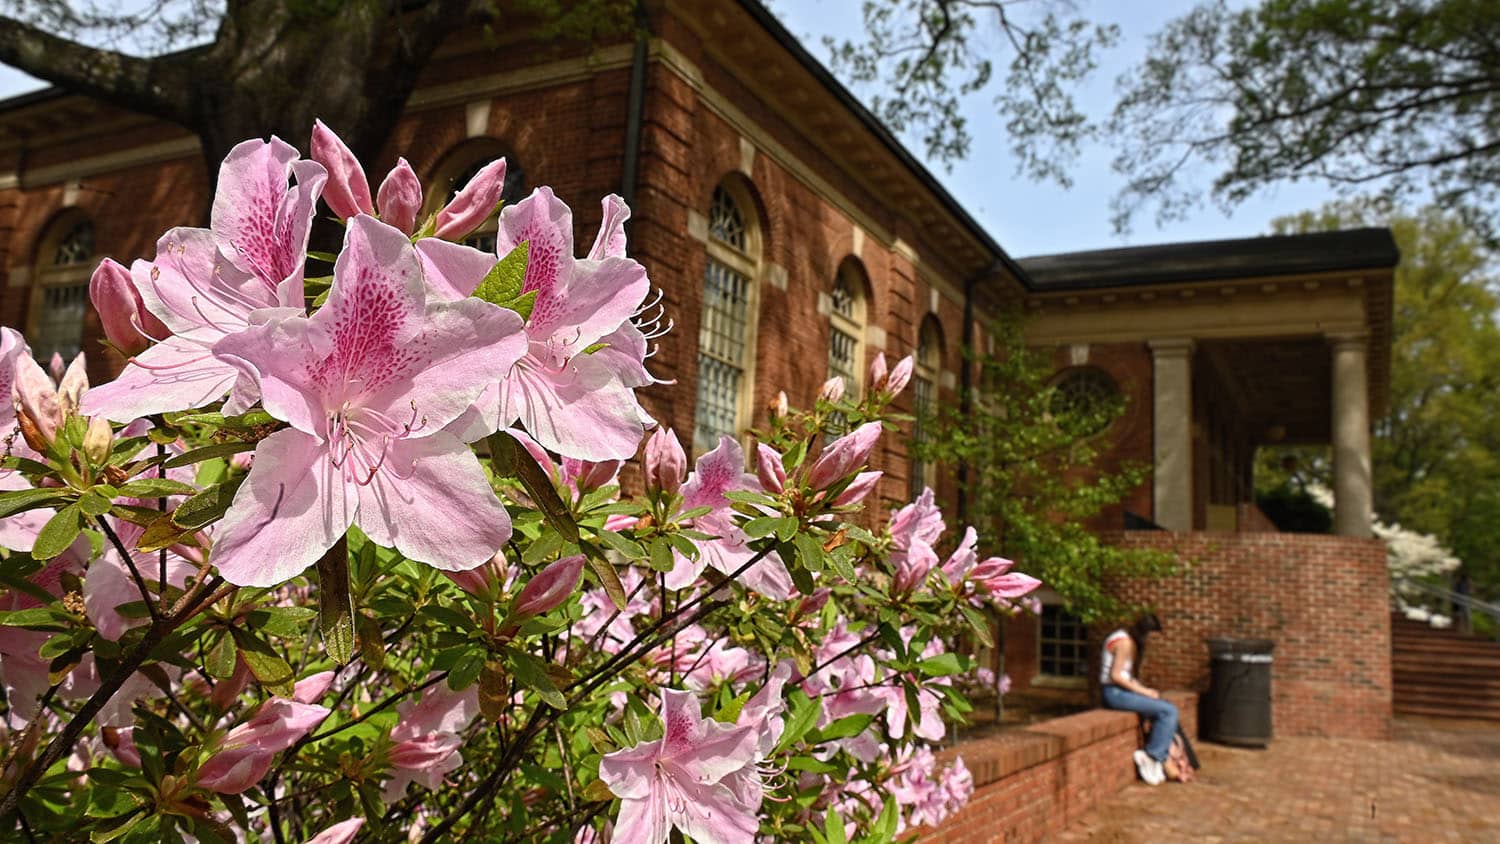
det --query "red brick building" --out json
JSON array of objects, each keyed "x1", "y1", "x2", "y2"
[{"x1": 0, "y1": 0, "x2": 1396, "y2": 742}]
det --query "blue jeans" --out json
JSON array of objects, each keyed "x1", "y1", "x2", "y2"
[{"x1": 1102, "y1": 684, "x2": 1178, "y2": 762}]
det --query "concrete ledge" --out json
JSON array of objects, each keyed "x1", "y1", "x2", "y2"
[{"x1": 924, "y1": 691, "x2": 1198, "y2": 843}]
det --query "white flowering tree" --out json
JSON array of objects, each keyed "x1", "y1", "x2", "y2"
[{"x1": 0, "y1": 128, "x2": 1040, "y2": 843}]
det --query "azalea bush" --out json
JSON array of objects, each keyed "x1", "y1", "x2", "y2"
[{"x1": 0, "y1": 126, "x2": 1039, "y2": 843}]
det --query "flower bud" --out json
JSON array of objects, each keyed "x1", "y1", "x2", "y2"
[
  {"x1": 90, "y1": 258, "x2": 167, "y2": 355},
  {"x1": 564, "y1": 457, "x2": 623, "y2": 494},
  {"x1": 806, "y1": 421, "x2": 882, "y2": 491},
  {"x1": 306, "y1": 819, "x2": 365, "y2": 844},
  {"x1": 756, "y1": 443, "x2": 786, "y2": 493},
  {"x1": 15, "y1": 355, "x2": 61, "y2": 444},
  {"x1": 887, "y1": 355, "x2": 914, "y2": 397},
  {"x1": 83, "y1": 417, "x2": 113, "y2": 464},
  {"x1": 512, "y1": 554, "x2": 586, "y2": 618},
  {"x1": 292, "y1": 670, "x2": 336, "y2": 704},
  {"x1": 832, "y1": 470, "x2": 881, "y2": 507},
  {"x1": 868, "y1": 352, "x2": 889, "y2": 392},
  {"x1": 57, "y1": 354, "x2": 87, "y2": 418},
  {"x1": 818, "y1": 376, "x2": 845, "y2": 404},
  {"x1": 769, "y1": 390, "x2": 788, "y2": 419},
  {"x1": 311, "y1": 120, "x2": 373, "y2": 220},
  {"x1": 644, "y1": 428, "x2": 686, "y2": 496},
  {"x1": 436, "y1": 158, "x2": 506, "y2": 240},
  {"x1": 444, "y1": 551, "x2": 507, "y2": 596},
  {"x1": 377, "y1": 158, "x2": 423, "y2": 236},
  {"x1": 893, "y1": 538, "x2": 938, "y2": 596},
  {"x1": 102, "y1": 726, "x2": 141, "y2": 767},
  {"x1": 48, "y1": 352, "x2": 64, "y2": 382}
]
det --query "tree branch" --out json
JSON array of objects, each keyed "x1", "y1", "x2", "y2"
[{"x1": 0, "y1": 14, "x2": 195, "y2": 126}]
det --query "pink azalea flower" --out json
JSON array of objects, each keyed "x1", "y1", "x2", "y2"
[
  {"x1": 598, "y1": 689, "x2": 762, "y2": 844},
  {"x1": 939, "y1": 527, "x2": 980, "y2": 584},
  {"x1": 14, "y1": 350, "x2": 86, "y2": 444},
  {"x1": 754, "y1": 443, "x2": 786, "y2": 494},
  {"x1": 430, "y1": 188, "x2": 655, "y2": 461},
  {"x1": 310, "y1": 120, "x2": 373, "y2": 220},
  {"x1": 832, "y1": 470, "x2": 881, "y2": 507},
  {"x1": 443, "y1": 551, "x2": 509, "y2": 596},
  {"x1": 383, "y1": 680, "x2": 480, "y2": 801},
  {"x1": 305, "y1": 818, "x2": 365, "y2": 844},
  {"x1": 435, "y1": 158, "x2": 507, "y2": 240},
  {"x1": 376, "y1": 158, "x2": 423, "y2": 236},
  {"x1": 868, "y1": 353, "x2": 888, "y2": 393},
  {"x1": 512, "y1": 554, "x2": 586, "y2": 618},
  {"x1": 210, "y1": 215, "x2": 527, "y2": 586},
  {"x1": 892, "y1": 536, "x2": 939, "y2": 596},
  {"x1": 644, "y1": 427, "x2": 687, "y2": 496},
  {"x1": 806, "y1": 421, "x2": 882, "y2": 491},
  {"x1": 664, "y1": 437, "x2": 792, "y2": 599},
  {"x1": 85, "y1": 138, "x2": 326, "y2": 421},
  {"x1": 90, "y1": 258, "x2": 170, "y2": 356},
  {"x1": 195, "y1": 695, "x2": 330, "y2": 794},
  {"x1": 0, "y1": 326, "x2": 26, "y2": 430},
  {"x1": 576, "y1": 566, "x2": 650, "y2": 653},
  {"x1": 889, "y1": 488, "x2": 946, "y2": 576},
  {"x1": 886, "y1": 355, "x2": 914, "y2": 397}
]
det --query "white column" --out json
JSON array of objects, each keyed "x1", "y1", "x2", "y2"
[
  {"x1": 1331, "y1": 333, "x2": 1373, "y2": 537},
  {"x1": 1150, "y1": 338, "x2": 1195, "y2": 531}
]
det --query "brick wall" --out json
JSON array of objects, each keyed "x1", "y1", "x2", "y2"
[
  {"x1": 923, "y1": 691, "x2": 1198, "y2": 843},
  {"x1": 1106, "y1": 531, "x2": 1391, "y2": 740}
]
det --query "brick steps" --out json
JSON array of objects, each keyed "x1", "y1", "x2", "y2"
[{"x1": 1391, "y1": 614, "x2": 1500, "y2": 722}]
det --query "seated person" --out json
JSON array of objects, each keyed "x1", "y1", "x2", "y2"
[{"x1": 1100, "y1": 613, "x2": 1178, "y2": 785}]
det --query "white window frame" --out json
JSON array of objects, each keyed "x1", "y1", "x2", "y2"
[{"x1": 692, "y1": 183, "x2": 761, "y2": 456}]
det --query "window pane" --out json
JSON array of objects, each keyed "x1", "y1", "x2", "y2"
[
  {"x1": 35, "y1": 282, "x2": 88, "y2": 362},
  {"x1": 1038, "y1": 604, "x2": 1089, "y2": 679},
  {"x1": 52, "y1": 221, "x2": 93, "y2": 266},
  {"x1": 909, "y1": 374, "x2": 935, "y2": 498},
  {"x1": 709, "y1": 187, "x2": 746, "y2": 251},
  {"x1": 694, "y1": 258, "x2": 751, "y2": 453}
]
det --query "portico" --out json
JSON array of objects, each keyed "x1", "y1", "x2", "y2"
[{"x1": 1020, "y1": 229, "x2": 1397, "y2": 537}]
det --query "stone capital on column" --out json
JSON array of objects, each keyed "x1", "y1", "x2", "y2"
[{"x1": 1149, "y1": 337, "x2": 1196, "y2": 359}]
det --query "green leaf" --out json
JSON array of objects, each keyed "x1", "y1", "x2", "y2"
[
  {"x1": 135, "y1": 514, "x2": 195, "y2": 553},
  {"x1": 80, "y1": 491, "x2": 114, "y2": 517},
  {"x1": 793, "y1": 532, "x2": 826, "y2": 574},
  {"x1": 825, "y1": 544, "x2": 858, "y2": 583},
  {"x1": 918, "y1": 652, "x2": 965, "y2": 677},
  {"x1": 229, "y1": 629, "x2": 295, "y2": 697},
  {"x1": 472, "y1": 241, "x2": 529, "y2": 306},
  {"x1": 648, "y1": 536, "x2": 675, "y2": 572},
  {"x1": 810, "y1": 713, "x2": 874, "y2": 742},
  {"x1": 33, "y1": 503, "x2": 84, "y2": 560},
  {"x1": 594, "y1": 529, "x2": 645, "y2": 560},
  {"x1": 958, "y1": 604, "x2": 995, "y2": 648},
  {"x1": 0, "y1": 607, "x2": 68, "y2": 631},
  {"x1": 205, "y1": 632, "x2": 237, "y2": 679},
  {"x1": 580, "y1": 541, "x2": 629, "y2": 610},
  {"x1": 246, "y1": 606, "x2": 317, "y2": 638},
  {"x1": 825, "y1": 806, "x2": 848, "y2": 844},
  {"x1": 521, "y1": 530, "x2": 567, "y2": 566},
  {"x1": 742, "y1": 517, "x2": 780, "y2": 538},
  {"x1": 162, "y1": 442, "x2": 257, "y2": 469},
  {"x1": 0, "y1": 486, "x2": 72, "y2": 519},
  {"x1": 315, "y1": 537, "x2": 355, "y2": 665},
  {"x1": 775, "y1": 690, "x2": 821, "y2": 753},
  {"x1": 171, "y1": 477, "x2": 244, "y2": 531},
  {"x1": 115, "y1": 478, "x2": 197, "y2": 499},
  {"x1": 506, "y1": 648, "x2": 567, "y2": 710},
  {"x1": 489, "y1": 432, "x2": 578, "y2": 543},
  {"x1": 722, "y1": 490, "x2": 778, "y2": 507}
]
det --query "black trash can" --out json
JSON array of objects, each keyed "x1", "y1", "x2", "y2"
[{"x1": 1203, "y1": 637, "x2": 1274, "y2": 747}]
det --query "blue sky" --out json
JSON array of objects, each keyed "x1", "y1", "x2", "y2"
[{"x1": 0, "y1": 1, "x2": 1344, "y2": 256}]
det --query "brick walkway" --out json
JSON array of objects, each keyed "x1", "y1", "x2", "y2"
[{"x1": 1056, "y1": 718, "x2": 1500, "y2": 842}]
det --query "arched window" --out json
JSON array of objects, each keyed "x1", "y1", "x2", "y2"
[
  {"x1": 828, "y1": 258, "x2": 868, "y2": 396},
  {"x1": 693, "y1": 182, "x2": 760, "y2": 455},
  {"x1": 30, "y1": 212, "x2": 94, "y2": 363},
  {"x1": 424, "y1": 140, "x2": 527, "y2": 254},
  {"x1": 1048, "y1": 366, "x2": 1122, "y2": 438},
  {"x1": 909, "y1": 316, "x2": 943, "y2": 497}
]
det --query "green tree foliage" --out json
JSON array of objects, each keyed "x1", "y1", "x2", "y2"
[
  {"x1": 1263, "y1": 199, "x2": 1500, "y2": 597},
  {"x1": 822, "y1": 0, "x2": 1117, "y2": 179},
  {"x1": 1112, "y1": 0, "x2": 1500, "y2": 238},
  {"x1": 917, "y1": 315, "x2": 1175, "y2": 623}
]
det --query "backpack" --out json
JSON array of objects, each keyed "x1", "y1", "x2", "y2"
[{"x1": 1164, "y1": 731, "x2": 1197, "y2": 783}]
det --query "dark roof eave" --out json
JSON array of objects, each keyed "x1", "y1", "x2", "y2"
[
  {"x1": 1018, "y1": 228, "x2": 1401, "y2": 292},
  {"x1": 0, "y1": 85, "x2": 66, "y2": 113}
]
